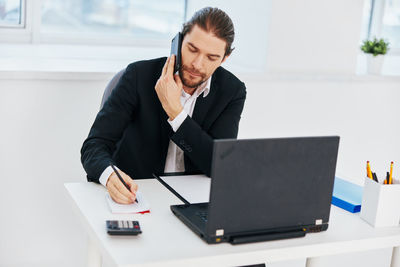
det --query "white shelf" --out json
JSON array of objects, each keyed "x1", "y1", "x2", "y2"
[{"x1": 1, "y1": 44, "x2": 399, "y2": 82}]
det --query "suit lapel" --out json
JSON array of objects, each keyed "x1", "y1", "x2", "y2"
[{"x1": 192, "y1": 76, "x2": 218, "y2": 127}]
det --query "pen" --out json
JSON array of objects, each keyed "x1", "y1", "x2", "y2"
[
  {"x1": 389, "y1": 161, "x2": 393, "y2": 185},
  {"x1": 372, "y1": 172, "x2": 378, "y2": 183},
  {"x1": 110, "y1": 163, "x2": 138, "y2": 203},
  {"x1": 386, "y1": 172, "x2": 390, "y2": 185}
]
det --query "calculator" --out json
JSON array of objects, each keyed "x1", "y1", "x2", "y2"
[{"x1": 106, "y1": 220, "x2": 142, "y2": 235}]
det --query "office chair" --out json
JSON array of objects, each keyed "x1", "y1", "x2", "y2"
[{"x1": 100, "y1": 68, "x2": 126, "y2": 109}]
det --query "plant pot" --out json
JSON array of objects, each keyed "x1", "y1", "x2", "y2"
[{"x1": 366, "y1": 54, "x2": 384, "y2": 75}]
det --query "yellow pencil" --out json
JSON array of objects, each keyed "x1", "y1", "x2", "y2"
[
  {"x1": 367, "y1": 161, "x2": 373, "y2": 179},
  {"x1": 389, "y1": 161, "x2": 393, "y2": 184}
]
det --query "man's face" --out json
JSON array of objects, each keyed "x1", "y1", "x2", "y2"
[{"x1": 179, "y1": 25, "x2": 229, "y2": 89}]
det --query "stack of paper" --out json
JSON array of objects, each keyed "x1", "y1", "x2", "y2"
[
  {"x1": 105, "y1": 191, "x2": 150, "y2": 214},
  {"x1": 331, "y1": 177, "x2": 362, "y2": 213}
]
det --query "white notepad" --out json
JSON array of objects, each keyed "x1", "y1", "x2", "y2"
[
  {"x1": 159, "y1": 174, "x2": 210, "y2": 203},
  {"x1": 105, "y1": 191, "x2": 150, "y2": 214}
]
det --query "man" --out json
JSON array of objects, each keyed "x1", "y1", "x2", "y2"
[{"x1": 81, "y1": 7, "x2": 247, "y2": 204}]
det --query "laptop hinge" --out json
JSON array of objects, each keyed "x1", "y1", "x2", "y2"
[{"x1": 230, "y1": 228, "x2": 306, "y2": 245}]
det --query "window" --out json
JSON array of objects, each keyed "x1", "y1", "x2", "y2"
[
  {"x1": 381, "y1": 0, "x2": 400, "y2": 50},
  {"x1": 0, "y1": 0, "x2": 185, "y2": 45},
  {"x1": 0, "y1": 0, "x2": 25, "y2": 27},
  {"x1": 360, "y1": 0, "x2": 373, "y2": 41},
  {"x1": 361, "y1": 0, "x2": 400, "y2": 52},
  {"x1": 41, "y1": 0, "x2": 185, "y2": 41}
]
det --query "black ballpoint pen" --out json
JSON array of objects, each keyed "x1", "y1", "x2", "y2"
[
  {"x1": 372, "y1": 172, "x2": 378, "y2": 183},
  {"x1": 110, "y1": 163, "x2": 138, "y2": 203}
]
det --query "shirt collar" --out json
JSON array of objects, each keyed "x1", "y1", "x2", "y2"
[
  {"x1": 189, "y1": 75, "x2": 212, "y2": 98},
  {"x1": 181, "y1": 75, "x2": 212, "y2": 98}
]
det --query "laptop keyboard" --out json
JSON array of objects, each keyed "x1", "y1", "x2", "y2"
[{"x1": 196, "y1": 211, "x2": 208, "y2": 222}]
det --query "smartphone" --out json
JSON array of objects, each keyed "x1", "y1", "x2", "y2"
[{"x1": 170, "y1": 32, "x2": 183, "y2": 73}]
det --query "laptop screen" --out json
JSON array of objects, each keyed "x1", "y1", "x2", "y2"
[{"x1": 206, "y1": 136, "x2": 340, "y2": 236}]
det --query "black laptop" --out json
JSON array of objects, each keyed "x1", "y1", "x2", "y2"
[{"x1": 155, "y1": 136, "x2": 340, "y2": 244}]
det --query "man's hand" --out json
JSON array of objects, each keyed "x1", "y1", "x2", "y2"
[
  {"x1": 106, "y1": 170, "x2": 138, "y2": 204},
  {"x1": 155, "y1": 55, "x2": 184, "y2": 120}
]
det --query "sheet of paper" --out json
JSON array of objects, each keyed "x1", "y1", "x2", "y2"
[
  {"x1": 159, "y1": 174, "x2": 211, "y2": 203},
  {"x1": 105, "y1": 191, "x2": 150, "y2": 214}
]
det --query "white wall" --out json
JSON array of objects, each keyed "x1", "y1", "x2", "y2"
[
  {"x1": 0, "y1": 78, "x2": 108, "y2": 267},
  {"x1": 239, "y1": 76, "x2": 400, "y2": 182},
  {"x1": 266, "y1": 0, "x2": 365, "y2": 74},
  {"x1": 187, "y1": 0, "x2": 366, "y2": 75}
]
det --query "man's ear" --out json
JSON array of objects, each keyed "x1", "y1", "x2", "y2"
[{"x1": 221, "y1": 54, "x2": 230, "y2": 64}]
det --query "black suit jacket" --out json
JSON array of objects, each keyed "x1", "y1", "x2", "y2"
[{"x1": 81, "y1": 57, "x2": 246, "y2": 182}]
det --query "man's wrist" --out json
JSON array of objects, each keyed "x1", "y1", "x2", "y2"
[
  {"x1": 168, "y1": 105, "x2": 183, "y2": 121},
  {"x1": 168, "y1": 109, "x2": 188, "y2": 132}
]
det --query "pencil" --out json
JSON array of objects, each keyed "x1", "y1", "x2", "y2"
[
  {"x1": 389, "y1": 161, "x2": 393, "y2": 185},
  {"x1": 367, "y1": 161, "x2": 373, "y2": 179}
]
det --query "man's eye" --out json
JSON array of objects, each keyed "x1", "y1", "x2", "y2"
[
  {"x1": 208, "y1": 57, "x2": 217, "y2": 61},
  {"x1": 189, "y1": 47, "x2": 196, "y2": 52}
]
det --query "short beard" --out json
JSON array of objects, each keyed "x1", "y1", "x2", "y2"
[{"x1": 179, "y1": 66, "x2": 207, "y2": 89}]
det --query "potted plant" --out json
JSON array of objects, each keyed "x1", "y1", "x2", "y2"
[{"x1": 360, "y1": 37, "x2": 390, "y2": 75}]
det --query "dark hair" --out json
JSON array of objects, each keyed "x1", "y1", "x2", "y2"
[{"x1": 182, "y1": 7, "x2": 235, "y2": 57}]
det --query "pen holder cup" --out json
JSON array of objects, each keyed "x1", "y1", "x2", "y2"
[{"x1": 360, "y1": 177, "x2": 400, "y2": 227}]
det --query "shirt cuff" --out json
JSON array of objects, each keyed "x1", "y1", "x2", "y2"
[
  {"x1": 168, "y1": 110, "x2": 188, "y2": 132},
  {"x1": 99, "y1": 165, "x2": 119, "y2": 187}
]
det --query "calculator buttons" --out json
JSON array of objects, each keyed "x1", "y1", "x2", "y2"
[{"x1": 106, "y1": 220, "x2": 142, "y2": 235}]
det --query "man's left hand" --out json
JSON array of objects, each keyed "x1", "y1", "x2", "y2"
[{"x1": 155, "y1": 55, "x2": 183, "y2": 120}]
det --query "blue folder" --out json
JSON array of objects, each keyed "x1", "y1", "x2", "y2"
[{"x1": 331, "y1": 177, "x2": 362, "y2": 213}]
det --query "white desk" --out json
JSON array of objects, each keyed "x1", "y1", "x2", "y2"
[{"x1": 64, "y1": 179, "x2": 400, "y2": 267}]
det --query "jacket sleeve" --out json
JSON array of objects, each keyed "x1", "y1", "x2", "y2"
[
  {"x1": 80, "y1": 65, "x2": 139, "y2": 183},
  {"x1": 170, "y1": 82, "x2": 246, "y2": 176}
]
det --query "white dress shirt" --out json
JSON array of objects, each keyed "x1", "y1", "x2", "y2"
[{"x1": 99, "y1": 76, "x2": 212, "y2": 187}]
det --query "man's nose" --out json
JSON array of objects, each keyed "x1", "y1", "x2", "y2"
[{"x1": 191, "y1": 55, "x2": 204, "y2": 70}]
